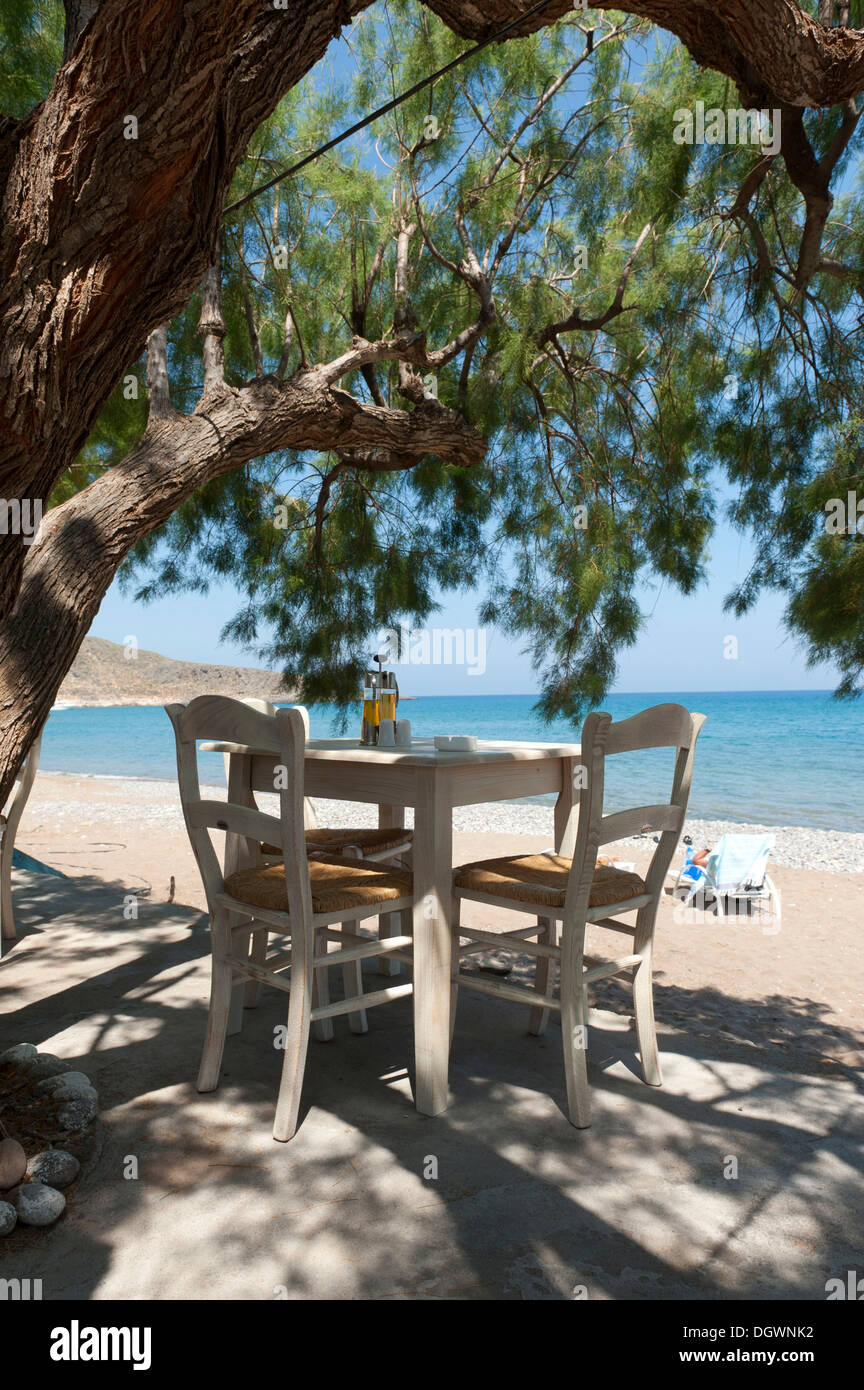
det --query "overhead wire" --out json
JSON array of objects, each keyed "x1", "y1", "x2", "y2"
[{"x1": 222, "y1": 0, "x2": 565, "y2": 217}]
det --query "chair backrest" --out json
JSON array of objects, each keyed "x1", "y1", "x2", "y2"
[
  {"x1": 565, "y1": 702, "x2": 705, "y2": 933},
  {"x1": 1, "y1": 729, "x2": 43, "y2": 828},
  {"x1": 165, "y1": 696, "x2": 311, "y2": 923},
  {"x1": 223, "y1": 699, "x2": 317, "y2": 831}
]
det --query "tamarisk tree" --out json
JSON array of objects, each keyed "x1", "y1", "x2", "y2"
[{"x1": 1, "y1": 0, "x2": 863, "y2": 803}]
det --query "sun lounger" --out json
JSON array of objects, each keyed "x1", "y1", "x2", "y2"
[{"x1": 671, "y1": 832, "x2": 780, "y2": 922}]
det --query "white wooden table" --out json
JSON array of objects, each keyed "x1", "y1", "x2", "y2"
[{"x1": 206, "y1": 736, "x2": 582, "y2": 1116}]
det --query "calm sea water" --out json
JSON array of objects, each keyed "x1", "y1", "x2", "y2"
[{"x1": 39, "y1": 691, "x2": 864, "y2": 832}]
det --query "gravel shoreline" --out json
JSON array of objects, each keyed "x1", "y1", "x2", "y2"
[{"x1": 27, "y1": 772, "x2": 864, "y2": 874}]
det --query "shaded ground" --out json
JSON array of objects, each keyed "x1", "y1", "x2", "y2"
[
  {"x1": 16, "y1": 786, "x2": 864, "y2": 1060},
  {"x1": 1, "y1": 866, "x2": 862, "y2": 1301}
]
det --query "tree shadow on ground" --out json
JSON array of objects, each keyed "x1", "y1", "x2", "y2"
[{"x1": 1, "y1": 868, "x2": 862, "y2": 1301}]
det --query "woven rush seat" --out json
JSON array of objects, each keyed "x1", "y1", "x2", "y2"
[
  {"x1": 225, "y1": 853, "x2": 413, "y2": 915},
  {"x1": 260, "y1": 826, "x2": 412, "y2": 858},
  {"x1": 454, "y1": 853, "x2": 645, "y2": 911}
]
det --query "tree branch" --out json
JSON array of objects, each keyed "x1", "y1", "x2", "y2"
[
  {"x1": 425, "y1": 0, "x2": 864, "y2": 108},
  {"x1": 277, "y1": 310, "x2": 294, "y2": 381},
  {"x1": 316, "y1": 330, "x2": 428, "y2": 388},
  {"x1": 198, "y1": 232, "x2": 226, "y2": 395},
  {"x1": 776, "y1": 102, "x2": 857, "y2": 293},
  {"x1": 0, "y1": 347, "x2": 485, "y2": 802},
  {"x1": 145, "y1": 325, "x2": 174, "y2": 424},
  {"x1": 239, "y1": 263, "x2": 265, "y2": 378},
  {"x1": 62, "y1": 0, "x2": 100, "y2": 62},
  {"x1": 536, "y1": 220, "x2": 653, "y2": 345}
]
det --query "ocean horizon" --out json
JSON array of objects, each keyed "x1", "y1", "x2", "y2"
[{"x1": 37, "y1": 689, "x2": 864, "y2": 834}]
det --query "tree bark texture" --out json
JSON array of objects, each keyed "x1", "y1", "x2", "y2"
[
  {"x1": 0, "y1": 352, "x2": 484, "y2": 802},
  {"x1": 0, "y1": 0, "x2": 370, "y2": 600}
]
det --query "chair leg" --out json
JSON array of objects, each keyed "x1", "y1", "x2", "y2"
[
  {"x1": 560, "y1": 989, "x2": 591, "y2": 1128},
  {"x1": 197, "y1": 908, "x2": 234, "y2": 1093},
  {"x1": 343, "y1": 920, "x2": 368, "y2": 1034},
  {"x1": 377, "y1": 910, "x2": 401, "y2": 976},
  {"x1": 400, "y1": 905, "x2": 413, "y2": 977},
  {"x1": 528, "y1": 916, "x2": 556, "y2": 1035},
  {"x1": 244, "y1": 926, "x2": 267, "y2": 1008},
  {"x1": 632, "y1": 952, "x2": 662, "y2": 1086},
  {"x1": 560, "y1": 928, "x2": 590, "y2": 1127},
  {"x1": 227, "y1": 919, "x2": 250, "y2": 1035},
  {"x1": 273, "y1": 951, "x2": 313, "y2": 1143},
  {"x1": 313, "y1": 930, "x2": 335, "y2": 1041},
  {"x1": 0, "y1": 830, "x2": 16, "y2": 941}
]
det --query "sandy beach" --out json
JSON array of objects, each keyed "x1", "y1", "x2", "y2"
[{"x1": 11, "y1": 771, "x2": 864, "y2": 1072}]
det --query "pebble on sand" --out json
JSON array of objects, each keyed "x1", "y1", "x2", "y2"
[
  {"x1": 57, "y1": 1097, "x2": 98, "y2": 1131},
  {"x1": 0, "y1": 1201, "x2": 17, "y2": 1237},
  {"x1": 28, "y1": 1149, "x2": 81, "y2": 1189},
  {"x1": 0, "y1": 1043, "x2": 37, "y2": 1063},
  {"x1": 35, "y1": 1070, "x2": 95, "y2": 1099},
  {"x1": 20, "y1": 1052, "x2": 71, "y2": 1081},
  {"x1": 0, "y1": 1138, "x2": 28, "y2": 1191},
  {"x1": 15, "y1": 1182, "x2": 66, "y2": 1227}
]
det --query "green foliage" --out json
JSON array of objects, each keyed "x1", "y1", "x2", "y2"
[
  {"x1": 0, "y1": 0, "x2": 62, "y2": 117},
  {"x1": 47, "y1": 0, "x2": 864, "y2": 718}
]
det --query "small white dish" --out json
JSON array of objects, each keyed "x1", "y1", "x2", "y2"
[{"x1": 434, "y1": 735, "x2": 477, "y2": 751}]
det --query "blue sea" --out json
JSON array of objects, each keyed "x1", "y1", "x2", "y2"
[{"x1": 40, "y1": 691, "x2": 864, "y2": 832}]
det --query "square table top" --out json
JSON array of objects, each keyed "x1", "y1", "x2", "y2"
[{"x1": 201, "y1": 736, "x2": 581, "y2": 768}]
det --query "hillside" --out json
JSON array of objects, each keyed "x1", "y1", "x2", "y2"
[{"x1": 56, "y1": 637, "x2": 291, "y2": 708}]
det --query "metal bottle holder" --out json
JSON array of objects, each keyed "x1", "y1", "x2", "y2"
[{"x1": 360, "y1": 657, "x2": 399, "y2": 745}]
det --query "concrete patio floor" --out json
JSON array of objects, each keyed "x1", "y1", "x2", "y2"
[{"x1": 1, "y1": 868, "x2": 862, "y2": 1301}]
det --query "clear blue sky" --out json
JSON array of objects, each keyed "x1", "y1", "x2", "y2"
[{"x1": 90, "y1": 510, "x2": 836, "y2": 696}]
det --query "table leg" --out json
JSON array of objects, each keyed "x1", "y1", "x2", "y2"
[
  {"x1": 412, "y1": 771, "x2": 452, "y2": 1116},
  {"x1": 378, "y1": 802, "x2": 406, "y2": 976},
  {"x1": 555, "y1": 756, "x2": 578, "y2": 858}
]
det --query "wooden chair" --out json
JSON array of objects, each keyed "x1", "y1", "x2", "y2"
[
  {"x1": 1, "y1": 730, "x2": 43, "y2": 942},
  {"x1": 228, "y1": 698, "x2": 413, "y2": 864},
  {"x1": 450, "y1": 703, "x2": 705, "y2": 1128},
  {"x1": 228, "y1": 697, "x2": 411, "y2": 988},
  {"x1": 166, "y1": 696, "x2": 415, "y2": 1141}
]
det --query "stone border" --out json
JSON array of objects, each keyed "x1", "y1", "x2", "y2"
[{"x1": 0, "y1": 1043, "x2": 98, "y2": 1235}]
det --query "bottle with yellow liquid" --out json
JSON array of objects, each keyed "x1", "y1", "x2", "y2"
[
  {"x1": 379, "y1": 670, "x2": 398, "y2": 723},
  {"x1": 360, "y1": 669, "x2": 381, "y2": 745}
]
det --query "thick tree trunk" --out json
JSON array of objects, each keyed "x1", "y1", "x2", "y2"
[
  {"x1": 0, "y1": 0, "x2": 371, "y2": 613},
  {"x1": 0, "y1": 351, "x2": 484, "y2": 804}
]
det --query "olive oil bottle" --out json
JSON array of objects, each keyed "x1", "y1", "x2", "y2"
[{"x1": 361, "y1": 669, "x2": 381, "y2": 745}]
